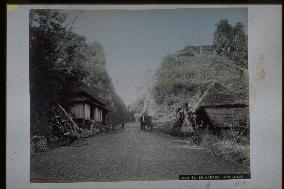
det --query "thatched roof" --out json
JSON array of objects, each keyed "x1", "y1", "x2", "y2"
[
  {"x1": 193, "y1": 82, "x2": 249, "y2": 112},
  {"x1": 71, "y1": 82, "x2": 110, "y2": 111}
]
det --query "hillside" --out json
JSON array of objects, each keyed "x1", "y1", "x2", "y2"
[{"x1": 146, "y1": 51, "x2": 249, "y2": 122}]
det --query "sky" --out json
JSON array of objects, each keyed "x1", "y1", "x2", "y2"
[{"x1": 69, "y1": 8, "x2": 247, "y2": 106}]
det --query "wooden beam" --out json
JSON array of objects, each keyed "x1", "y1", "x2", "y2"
[{"x1": 56, "y1": 103, "x2": 80, "y2": 131}]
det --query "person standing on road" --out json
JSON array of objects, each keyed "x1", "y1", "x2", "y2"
[
  {"x1": 140, "y1": 114, "x2": 146, "y2": 131},
  {"x1": 120, "y1": 119, "x2": 125, "y2": 128}
]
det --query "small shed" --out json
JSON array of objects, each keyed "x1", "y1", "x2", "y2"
[
  {"x1": 193, "y1": 82, "x2": 249, "y2": 134},
  {"x1": 69, "y1": 83, "x2": 110, "y2": 126}
]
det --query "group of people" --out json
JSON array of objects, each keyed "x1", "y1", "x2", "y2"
[
  {"x1": 173, "y1": 103, "x2": 196, "y2": 136},
  {"x1": 139, "y1": 114, "x2": 153, "y2": 131},
  {"x1": 138, "y1": 103, "x2": 196, "y2": 133}
]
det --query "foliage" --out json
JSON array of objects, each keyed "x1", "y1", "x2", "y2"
[
  {"x1": 30, "y1": 10, "x2": 131, "y2": 136},
  {"x1": 213, "y1": 20, "x2": 248, "y2": 68},
  {"x1": 200, "y1": 132, "x2": 250, "y2": 166},
  {"x1": 83, "y1": 41, "x2": 132, "y2": 123},
  {"x1": 153, "y1": 54, "x2": 248, "y2": 107},
  {"x1": 30, "y1": 10, "x2": 84, "y2": 135},
  {"x1": 153, "y1": 19, "x2": 248, "y2": 109}
]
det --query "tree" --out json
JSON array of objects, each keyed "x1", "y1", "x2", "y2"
[
  {"x1": 231, "y1": 22, "x2": 248, "y2": 68},
  {"x1": 83, "y1": 42, "x2": 132, "y2": 122},
  {"x1": 30, "y1": 10, "x2": 133, "y2": 136},
  {"x1": 30, "y1": 10, "x2": 69, "y2": 135},
  {"x1": 213, "y1": 20, "x2": 248, "y2": 69},
  {"x1": 30, "y1": 10, "x2": 87, "y2": 101},
  {"x1": 213, "y1": 19, "x2": 233, "y2": 56},
  {"x1": 30, "y1": 10, "x2": 88, "y2": 135}
]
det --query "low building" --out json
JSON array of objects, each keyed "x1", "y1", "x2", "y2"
[
  {"x1": 193, "y1": 82, "x2": 249, "y2": 135},
  {"x1": 69, "y1": 83, "x2": 110, "y2": 127}
]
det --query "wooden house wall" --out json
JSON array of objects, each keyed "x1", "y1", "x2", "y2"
[
  {"x1": 204, "y1": 107, "x2": 249, "y2": 128},
  {"x1": 99, "y1": 109, "x2": 103, "y2": 122},
  {"x1": 93, "y1": 107, "x2": 103, "y2": 122},
  {"x1": 98, "y1": 108, "x2": 101, "y2": 121},
  {"x1": 84, "y1": 103, "x2": 91, "y2": 120},
  {"x1": 70, "y1": 103, "x2": 85, "y2": 118},
  {"x1": 97, "y1": 108, "x2": 100, "y2": 121},
  {"x1": 71, "y1": 103, "x2": 105, "y2": 122},
  {"x1": 94, "y1": 107, "x2": 98, "y2": 121}
]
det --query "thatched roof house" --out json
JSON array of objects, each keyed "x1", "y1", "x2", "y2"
[
  {"x1": 193, "y1": 82, "x2": 249, "y2": 130},
  {"x1": 69, "y1": 82, "x2": 110, "y2": 125}
]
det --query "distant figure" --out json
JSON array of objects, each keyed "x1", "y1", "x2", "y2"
[
  {"x1": 171, "y1": 107, "x2": 185, "y2": 136},
  {"x1": 146, "y1": 116, "x2": 153, "y2": 131},
  {"x1": 175, "y1": 107, "x2": 185, "y2": 128},
  {"x1": 51, "y1": 116, "x2": 64, "y2": 140},
  {"x1": 181, "y1": 104, "x2": 195, "y2": 137},
  {"x1": 139, "y1": 115, "x2": 146, "y2": 131},
  {"x1": 172, "y1": 103, "x2": 195, "y2": 137},
  {"x1": 120, "y1": 120, "x2": 125, "y2": 128}
]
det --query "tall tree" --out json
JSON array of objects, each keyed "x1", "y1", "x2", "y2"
[
  {"x1": 30, "y1": 10, "x2": 132, "y2": 136},
  {"x1": 30, "y1": 10, "x2": 87, "y2": 135},
  {"x1": 231, "y1": 22, "x2": 248, "y2": 68},
  {"x1": 213, "y1": 19, "x2": 233, "y2": 56},
  {"x1": 213, "y1": 20, "x2": 248, "y2": 69},
  {"x1": 30, "y1": 10, "x2": 68, "y2": 135},
  {"x1": 83, "y1": 42, "x2": 131, "y2": 122}
]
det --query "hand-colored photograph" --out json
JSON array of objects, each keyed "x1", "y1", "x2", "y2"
[{"x1": 29, "y1": 8, "x2": 249, "y2": 182}]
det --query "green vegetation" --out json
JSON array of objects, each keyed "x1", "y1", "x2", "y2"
[
  {"x1": 199, "y1": 133, "x2": 250, "y2": 166},
  {"x1": 153, "y1": 54, "x2": 248, "y2": 107},
  {"x1": 153, "y1": 20, "x2": 248, "y2": 109},
  {"x1": 30, "y1": 10, "x2": 132, "y2": 136},
  {"x1": 213, "y1": 20, "x2": 248, "y2": 68},
  {"x1": 152, "y1": 20, "x2": 249, "y2": 165},
  {"x1": 152, "y1": 53, "x2": 250, "y2": 164}
]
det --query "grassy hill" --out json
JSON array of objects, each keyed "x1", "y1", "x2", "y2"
[
  {"x1": 150, "y1": 50, "x2": 250, "y2": 166},
  {"x1": 152, "y1": 52, "x2": 249, "y2": 117}
]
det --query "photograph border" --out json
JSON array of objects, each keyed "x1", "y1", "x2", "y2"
[{"x1": 5, "y1": 3, "x2": 282, "y2": 189}]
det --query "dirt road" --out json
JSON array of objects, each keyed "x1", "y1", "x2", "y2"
[{"x1": 31, "y1": 122, "x2": 249, "y2": 182}]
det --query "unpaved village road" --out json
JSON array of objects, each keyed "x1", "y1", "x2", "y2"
[{"x1": 31, "y1": 122, "x2": 249, "y2": 182}]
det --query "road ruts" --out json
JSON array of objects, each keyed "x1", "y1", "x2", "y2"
[{"x1": 31, "y1": 122, "x2": 249, "y2": 182}]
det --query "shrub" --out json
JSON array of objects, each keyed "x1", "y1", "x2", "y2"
[{"x1": 200, "y1": 132, "x2": 250, "y2": 166}]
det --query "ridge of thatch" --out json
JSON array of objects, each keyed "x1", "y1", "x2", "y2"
[
  {"x1": 193, "y1": 82, "x2": 249, "y2": 112},
  {"x1": 71, "y1": 81, "x2": 110, "y2": 111}
]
